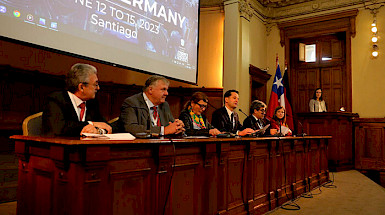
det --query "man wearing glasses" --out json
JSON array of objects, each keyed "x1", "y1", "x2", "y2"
[
  {"x1": 211, "y1": 90, "x2": 255, "y2": 136},
  {"x1": 178, "y1": 92, "x2": 221, "y2": 136},
  {"x1": 242, "y1": 100, "x2": 270, "y2": 135},
  {"x1": 42, "y1": 63, "x2": 112, "y2": 136}
]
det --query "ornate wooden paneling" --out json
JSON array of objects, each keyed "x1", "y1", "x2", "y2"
[
  {"x1": 297, "y1": 112, "x2": 358, "y2": 171},
  {"x1": 354, "y1": 118, "x2": 385, "y2": 171},
  {"x1": 0, "y1": 65, "x2": 223, "y2": 131},
  {"x1": 293, "y1": 139, "x2": 307, "y2": 197},
  {"x1": 295, "y1": 68, "x2": 319, "y2": 113},
  {"x1": 281, "y1": 10, "x2": 356, "y2": 114},
  {"x1": 248, "y1": 141, "x2": 269, "y2": 214},
  {"x1": 12, "y1": 135, "x2": 330, "y2": 215},
  {"x1": 249, "y1": 65, "x2": 272, "y2": 104}
]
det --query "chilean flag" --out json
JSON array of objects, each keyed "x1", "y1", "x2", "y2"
[{"x1": 266, "y1": 61, "x2": 294, "y2": 130}]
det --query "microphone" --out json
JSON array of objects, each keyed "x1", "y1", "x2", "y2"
[
  {"x1": 239, "y1": 109, "x2": 259, "y2": 131},
  {"x1": 296, "y1": 120, "x2": 307, "y2": 137},
  {"x1": 277, "y1": 118, "x2": 284, "y2": 137},
  {"x1": 238, "y1": 109, "x2": 248, "y2": 117},
  {"x1": 207, "y1": 102, "x2": 219, "y2": 110}
]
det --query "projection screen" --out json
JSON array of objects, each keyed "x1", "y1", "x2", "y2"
[{"x1": 0, "y1": 0, "x2": 200, "y2": 83}]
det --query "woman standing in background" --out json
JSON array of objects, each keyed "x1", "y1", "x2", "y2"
[{"x1": 309, "y1": 88, "x2": 327, "y2": 112}]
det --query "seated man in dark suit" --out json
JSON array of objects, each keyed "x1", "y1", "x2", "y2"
[
  {"x1": 243, "y1": 100, "x2": 270, "y2": 135},
  {"x1": 42, "y1": 63, "x2": 112, "y2": 136},
  {"x1": 211, "y1": 90, "x2": 254, "y2": 136},
  {"x1": 119, "y1": 75, "x2": 185, "y2": 136}
]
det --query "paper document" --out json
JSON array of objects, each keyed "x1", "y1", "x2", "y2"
[
  {"x1": 280, "y1": 126, "x2": 291, "y2": 135},
  {"x1": 184, "y1": 136, "x2": 210, "y2": 139},
  {"x1": 259, "y1": 124, "x2": 270, "y2": 133},
  {"x1": 81, "y1": 133, "x2": 136, "y2": 140}
]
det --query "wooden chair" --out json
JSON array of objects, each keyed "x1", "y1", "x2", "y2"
[
  {"x1": 22, "y1": 112, "x2": 43, "y2": 136},
  {"x1": 108, "y1": 117, "x2": 119, "y2": 124},
  {"x1": 108, "y1": 117, "x2": 120, "y2": 133}
]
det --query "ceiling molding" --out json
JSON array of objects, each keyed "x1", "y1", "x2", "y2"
[
  {"x1": 202, "y1": 0, "x2": 385, "y2": 22},
  {"x1": 278, "y1": 9, "x2": 358, "y2": 46}
]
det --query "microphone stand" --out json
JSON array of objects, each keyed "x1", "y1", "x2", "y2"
[
  {"x1": 278, "y1": 118, "x2": 283, "y2": 137},
  {"x1": 238, "y1": 109, "x2": 248, "y2": 118},
  {"x1": 207, "y1": 102, "x2": 219, "y2": 110},
  {"x1": 296, "y1": 121, "x2": 307, "y2": 137},
  {"x1": 239, "y1": 109, "x2": 258, "y2": 131}
]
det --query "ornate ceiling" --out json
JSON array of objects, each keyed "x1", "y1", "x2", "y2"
[
  {"x1": 256, "y1": 0, "x2": 315, "y2": 7},
  {"x1": 200, "y1": 0, "x2": 385, "y2": 21},
  {"x1": 200, "y1": 0, "x2": 318, "y2": 8}
]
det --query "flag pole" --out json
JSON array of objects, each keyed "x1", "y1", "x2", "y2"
[{"x1": 276, "y1": 53, "x2": 278, "y2": 68}]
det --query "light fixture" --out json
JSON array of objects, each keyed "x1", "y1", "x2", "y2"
[
  {"x1": 372, "y1": 44, "x2": 379, "y2": 58},
  {"x1": 372, "y1": 35, "x2": 378, "y2": 43},
  {"x1": 365, "y1": 2, "x2": 383, "y2": 59},
  {"x1": 370, "y1": 9, "x2": 380, "y2": 58}
]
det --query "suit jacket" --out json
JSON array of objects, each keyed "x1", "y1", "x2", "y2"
[
  {"x1": 243, "y1": 115, "x2": 271, "y2": 135},
  {"x1": 211, "y1": 107, "x2": 242, "y2": 133},
  {"x1": 119, "y1": 92, "x2": 175, "y2": 135},
  {"x1": 42, "y1": 91, "x2": 106, "y2": 136},
  {"x1": 178, "y1": 109, "x2": 214, "y2": 136}
]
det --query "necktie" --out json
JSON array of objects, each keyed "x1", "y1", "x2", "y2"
[
  {"x1": 230, "y1": 113, "x2": 234, "y2": 128},
  {"x1": 258, "y1": 120, "x2": 263, "y2": 129},
  {"x1": 152, "y1": 106, "x2": 161, "y2": 126},
  {"x1": 79, "y1": 102, "x2": 86, "y2": 121}
]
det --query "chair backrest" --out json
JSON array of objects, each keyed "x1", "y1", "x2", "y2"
[
  {"x1": 22, "y1": 112, "x2": 43, "y2": 136},
  {"x1": 108, "y1": 117, "x2": 119, "y2": 124},
  {"x1": 108, "y1": 117, "x2": 120, "y2": 133}
]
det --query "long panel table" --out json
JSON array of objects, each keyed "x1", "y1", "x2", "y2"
[{"x1": 11, "y1": 135, "x2": 330, "y2": 215}]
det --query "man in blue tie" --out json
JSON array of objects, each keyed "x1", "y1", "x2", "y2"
[
  {"x1": 211, "y1": 90, "x2": 254, "y2": 136},
  {"x1": 119, "y1": 75, "x2": 185, "y2": 136}
]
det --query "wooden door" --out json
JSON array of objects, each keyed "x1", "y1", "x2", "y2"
[{"x1": 290, "y1": 33, "x2": 346, "y2": 113}]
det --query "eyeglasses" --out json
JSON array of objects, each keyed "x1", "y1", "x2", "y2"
[
  {"x1": 196, "y1": 103, "x2": 208, "y2": 109},
  {"x1": 258, "y1": 109, "x2": 266, "y2": 113},
  {"x1": 82, "y1": 82, "x2": 99, "y2": 88}
]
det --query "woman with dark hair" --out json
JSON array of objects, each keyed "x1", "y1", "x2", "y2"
[
  {"x1": 179, "y1": 92, "x2": 221, "y2": 136},
  {"x1": 270, "y1": 106, "x2": 292, "y2": 136},
  {"x1": 309, "y1": 88, "x2": 327, "y2": 112}
]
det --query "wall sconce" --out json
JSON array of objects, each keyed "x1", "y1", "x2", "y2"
[
  {"x1": 372, "y1": 44, "x2": 379, "y2": 57},
  {"x1": 371, "y1": 12, "x2": 379, "y2": 58},
  {"x1": 365, "y1": 1, "x2": 384, "y2": 58}
]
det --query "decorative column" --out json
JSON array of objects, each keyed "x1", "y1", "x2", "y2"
[{"x1": 223, "y1": 0, "x2": 253, "y2": 119}]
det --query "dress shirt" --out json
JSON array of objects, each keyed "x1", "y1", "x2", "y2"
[
  {"x1": 225, "y1": 106, "x2": 235, "y2": 129},
  {"x1": 143, "y1": 92, "x2": 164, "y2": 135},
  {"x1": 252, "y1": 115, "x2": 264, "y2": 129},
  {"x1": 68, "y1": 91, "x2": 86, "y2": 122}
]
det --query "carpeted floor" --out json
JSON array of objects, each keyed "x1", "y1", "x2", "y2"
[
  {"x1": 1, "y1": 170, "x2": 384, "y2": 215},
  {"x1": 267, "y1": 170, "x2": 385, "y2": 215}
]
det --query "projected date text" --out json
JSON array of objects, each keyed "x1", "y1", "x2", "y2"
[{"x1": 137, "y1": 19, "x2": 160, "y2": 34}]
